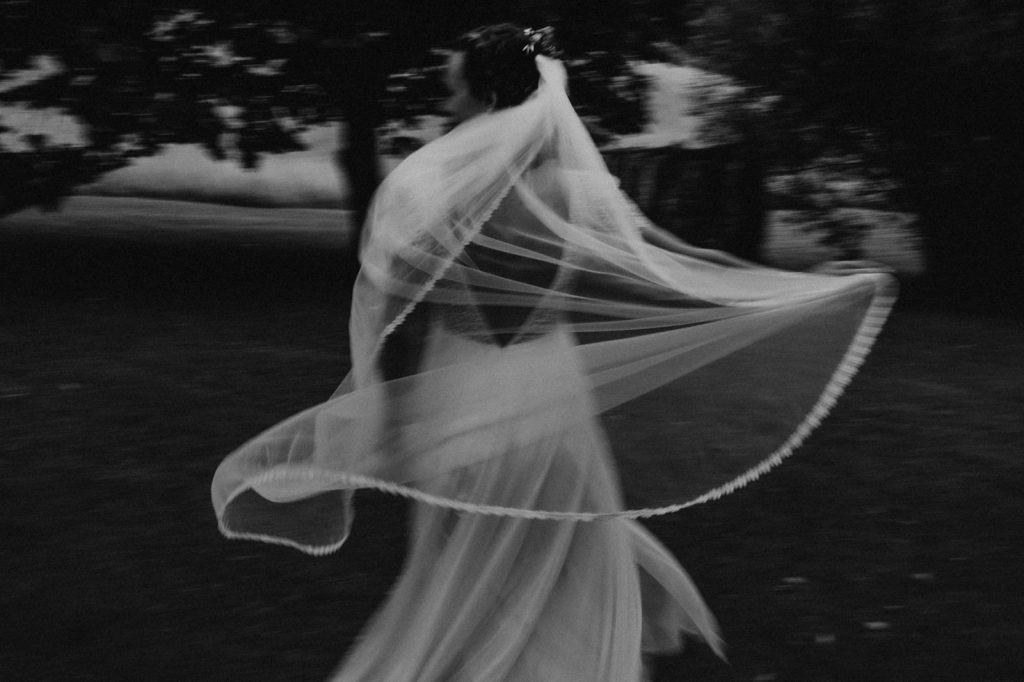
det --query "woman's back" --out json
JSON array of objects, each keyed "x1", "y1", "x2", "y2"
[{"x1": 444, "y1": 162, "x2": 570, "y2": 346}]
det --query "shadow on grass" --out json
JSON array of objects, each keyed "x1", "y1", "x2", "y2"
[{"x1": 0, "y1": 230, "x2": 356, "y2": 306}]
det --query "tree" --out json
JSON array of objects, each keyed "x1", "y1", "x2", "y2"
[
  {"x1": 0, "y1": 1, "x2": 395, "y2": 225},
  {"x1": 0, "y1": 0, "x2": 649, "y2": 268},
  {"x1": 680, "y1": 0, "x2": 1024, "y2": 311}
]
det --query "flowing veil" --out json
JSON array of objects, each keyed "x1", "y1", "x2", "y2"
[{"x1": 212, "y1": 56, "x2": 896, "y2": 555}]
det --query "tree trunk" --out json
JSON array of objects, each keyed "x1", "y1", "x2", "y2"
[
  {"x1": 334, "y1": 38, "x2": 386, "y2": 277},
  {"x1": 916, "y1": 190, "x2": 1024, "y2": 316},
  {"x1": 886, "y1": 52, "x2": 1024, "y2": 316},
  {"x1": 902, "y1": 146, "x2": 1024, "y2": 315},
  {"x1": 602, "y1": 141, "x2": 766, "y2": 261},
  {"x1": 337, "y1": 119, "x2": 380, "y2": 274}
]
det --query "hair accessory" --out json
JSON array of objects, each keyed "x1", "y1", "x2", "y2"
[{"x1": 522, "y1": 27, "x2": 554, "y2": 55}]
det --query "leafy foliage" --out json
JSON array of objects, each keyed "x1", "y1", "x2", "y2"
[
  {"x1": 0, "y1": 2, "x2": 650, "y2": 217},
  {"x1": 678, "y1": 0, "x2": 1024, "y2": 305}
]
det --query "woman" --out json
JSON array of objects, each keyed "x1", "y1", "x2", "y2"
[{"x1": 213, "y1": 24, "x2": 896, "y2": 680}]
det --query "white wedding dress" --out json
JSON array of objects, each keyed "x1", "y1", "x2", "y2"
[{"x1": 330, "y1": 242, "x2": 720, "y2": 680}]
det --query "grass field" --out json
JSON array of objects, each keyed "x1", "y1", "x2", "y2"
[
  {"x1": 1, "y1": 198, "x2": 1020, "y2": 681},
  {"x1": 1, "y1": 196, "x2": 924, "y2": 272}
]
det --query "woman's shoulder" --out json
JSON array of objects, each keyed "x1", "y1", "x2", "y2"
[{"x1": 376, "y1": 155, "x2": 445, "y2": 213}]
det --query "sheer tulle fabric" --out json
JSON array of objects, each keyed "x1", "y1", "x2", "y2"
[
  {"x1": 213, "y1": 56, "x2": 894, "y2": 540},
  {"x1": 211, "y1": 55, "x2": 892, "y2": 532},
  {"x1": 212, "y1": 55, "x2": 894, "y2": 677},
  {"x1": 327, "y1": 323, "x2": 721, "y2": 680}
]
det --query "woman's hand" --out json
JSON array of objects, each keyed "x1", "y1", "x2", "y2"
[{"x1": 809, "y1": 260, "x2": 895, "y2": 277}]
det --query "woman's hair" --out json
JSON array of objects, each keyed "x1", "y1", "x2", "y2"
[{"x1": 451, "y1": 23, "x2": 560, "y2": 110}]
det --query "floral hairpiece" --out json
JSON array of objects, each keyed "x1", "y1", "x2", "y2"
[{"x1": 522, "y1": 27, "x2": 555, "y2": 55}]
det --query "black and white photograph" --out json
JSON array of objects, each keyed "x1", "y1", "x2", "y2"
[{"x1": 2, "y1": 2, "x2": 1021, "y2": 680}]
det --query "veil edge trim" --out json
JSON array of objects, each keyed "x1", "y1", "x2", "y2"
[
  {"x1": 373, "y1": 178, "x2": 520, "y2": 356},
  {"x1": 216, "y1": 276, "x2": 896, "y2": 536}
]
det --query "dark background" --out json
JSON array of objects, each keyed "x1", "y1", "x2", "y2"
[{"x1": 2, "y1": 1, "x2": 1022, "y2": 680}]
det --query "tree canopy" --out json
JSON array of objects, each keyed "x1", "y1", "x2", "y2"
[
  {"x1": 2, "y1": 1, "x2": 1021, "y2": 307},
  {"x1": 0, "y1": 1, "x2": 648, "y2": 214},
  {"x1": 679, "y1": 0, "x2": 1023, "y2": 308}
]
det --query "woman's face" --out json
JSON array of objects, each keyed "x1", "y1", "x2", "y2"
[{"x1": 442, "y1": 52, "x2": 490, "y2": 123}]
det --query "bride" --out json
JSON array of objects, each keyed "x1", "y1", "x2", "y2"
[{"x1": 212, "y1": 24, "x2": 896, "y2": 681}]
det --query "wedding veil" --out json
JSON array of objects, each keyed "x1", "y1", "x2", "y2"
[{"x1": 212, "y1": 56, "x2": 896, "y2": 555}]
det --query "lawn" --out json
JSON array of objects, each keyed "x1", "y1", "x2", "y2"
[{"x1": 1, "y1": 202, "x2": 1021, "y2": 681}]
